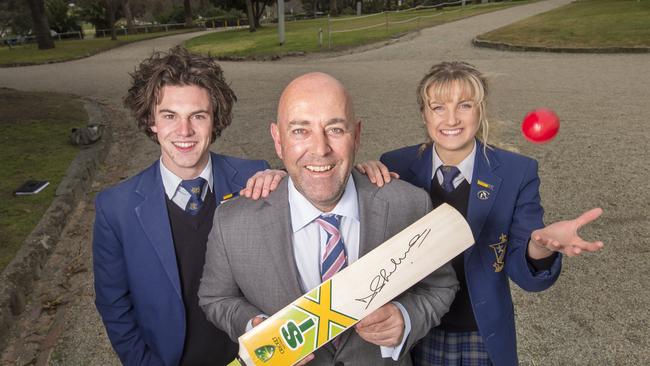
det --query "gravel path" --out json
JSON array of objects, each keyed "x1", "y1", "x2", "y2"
[{"x1": 1, "y1": 0, "x2": 648, "y2": 364}]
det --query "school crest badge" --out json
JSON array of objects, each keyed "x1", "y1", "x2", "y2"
[{"x1": 488, "y1": 233, "x2": 508, "y2": 272}]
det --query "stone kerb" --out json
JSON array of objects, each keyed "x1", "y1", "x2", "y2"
[
  {"x1": 0, "y1": 99, "x2": 111, "y2": 350},
  {"x1": 472, "y1": 38, "x2": 650, "y2": 54}
]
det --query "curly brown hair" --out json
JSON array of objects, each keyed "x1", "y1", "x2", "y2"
[{"x1": 123, "y1": 46, "x2": 237, "y2": 143}]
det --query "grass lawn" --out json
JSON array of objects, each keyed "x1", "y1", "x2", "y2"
[
  {"x1": 186, "y1": 1, "x2": 528, "y2": 58},
  {"x1": 0, "y1": 29, "x2": 198, "y2": 66},
  {"x1": 0, "y1": 88, "x2": 86, "y2": 272},
  {"x1": 477, "y1": 0, "x2": 650, "y2": 48}
]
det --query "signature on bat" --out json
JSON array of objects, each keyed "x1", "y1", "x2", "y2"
[{"x1": 355, "y1": 228, "x2": 431, "y2": 309}]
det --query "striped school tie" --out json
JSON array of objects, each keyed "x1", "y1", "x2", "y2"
[{"x1": 316, "y1": 214, "x2": 347, "y2": 282}]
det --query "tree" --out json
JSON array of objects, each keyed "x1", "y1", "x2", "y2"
[
  {"x1": 245, "y1": 0, "x2": 255, "y2": 32},
  {"x1": 47, "y1": 0, "x2": 83, "y2": 36},
  {"x1": 207, "y1": 0, "x2": 268, "y2": 30},
  {"x1": 329, "y1": 0, "x2": 337, "y2": 16},
  {"x1": 27, "y1": 0, "x2": 55, "y2": 49},
  {"x1": 76, "y1": 0, "x2": 121, "y2": 38},
  {"x1": 252, "y1": 0, "x2": 270, "y2": 29},
  {"x1": 107, "y1": 0, "x2": 117, "y2": 40},
  {"x1": 184, "y1": 0, "x2": 193, "y2": 27},
  {"x1": 123, "y1": 0, "x2": 135, "y2": 34},
  {"x1": 0, "y1": 0, "x2": 31, "y2": 36}
]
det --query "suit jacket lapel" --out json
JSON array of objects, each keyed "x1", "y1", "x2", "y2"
[
  {"x1": 264, "y1": 178, "x2": 304, "y2": 301},
  {"x1": 211, "y1": 152, "x2": 247, "y2": 202},
  {"x1": 134, "y1": 162, "x2": 182, "y2": 300},
  {"x1": 466, "y1": 142, "x2": 502, "y2": 257},
  {"x1": 354, "y1": 171, "x2": 389, "y2": 258},
  {"x1": 409, "y1": 145, "x2": 433, "y2": 193}
]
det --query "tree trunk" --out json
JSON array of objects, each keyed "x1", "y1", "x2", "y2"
[
  {"x1": 107, "y1": 0, "x2": 117, "y2": 40},
  {"x1": 253, "y1": 0, "x2": 263, "y2": 29},
  {"x1": 123, "y1": 0, "x2": 135, "y2": 34},
  {"x1": 329, "y1": 0, "x2": 337, "y2": 16},
  {"x1": 184, "y1": 0, "x2": 193, "y2": 27},
  {"x1": 26, "y1": 0, "x2": 55, "y2": 50},
  {"x1": 245, "y1": 0, "x2": 256, "y2": 32}
]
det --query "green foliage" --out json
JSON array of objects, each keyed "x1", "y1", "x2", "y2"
[
  {"x1": 0, "y1": 0, "x2": 32, "y2": 36},
  {"x1": 198, "y1": 4, "x2": 228, "y2": 18},
  {"x1": 340, "y1": 6, "x2": 355, "y2": 16},
  {"x1": 76, "y1": 0, "x2": 112, "y2": 31},
  {"x1": 478, "y1": 0, "x2": 650, "y2": 48},
  {"x1": 0, "y1": 88, "x2": 84, "y2": 271},
  {"x1": 155, "y1": 5, "x2": 186, "y2": 24},
  {"x1": 46, "y1": 0, "x2": 83, "y2": 34},
  {"x1": 0, "y1": 29, "x2": 195, "y2": 66},
  {"x1": 197, "y1": 5, "x2": 245, "y2": 21},
  {"x1": 225, "y1": 8, "x2": 246, "y2": 20},
  {"x1": 186, "y1": 2, "x2": 520, "y2": 57}
]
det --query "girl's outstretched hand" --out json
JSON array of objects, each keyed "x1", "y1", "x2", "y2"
[{"x1": 528, "y1": 208, "x2": 604, "y2": 258}]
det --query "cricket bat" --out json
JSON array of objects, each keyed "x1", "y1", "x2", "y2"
[{"x1": 227, "y1": 203, "x2": 474, "y2": 366}]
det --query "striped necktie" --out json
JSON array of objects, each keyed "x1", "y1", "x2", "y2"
[{"x1": 316, "y1": 214, "x2": 347, "y2": 282}]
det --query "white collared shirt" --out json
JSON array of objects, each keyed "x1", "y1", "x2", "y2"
[
  {"x1": 288, "y1": 176, "x2": 360, "y2": 291},
  {"x1": 160, "y1": 155, "x2": 214, "y2": 209},
  {"x1": 287, "y1": 176, "x2": 410, "y2": 360},
  {"x1": 432, "y1": 141, "x2": 476, "y2": 187}
]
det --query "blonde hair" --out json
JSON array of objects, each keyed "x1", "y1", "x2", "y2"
[{"x1": 416, "y1": 61, "x2": 490, "y2": 155}]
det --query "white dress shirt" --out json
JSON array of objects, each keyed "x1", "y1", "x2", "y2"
[
  {"x1": 432, "y1": 141, "x2": 476, "y2": 187},
  {"x1": 160, "y1": 156, "x2": 214, "y2": 209}
]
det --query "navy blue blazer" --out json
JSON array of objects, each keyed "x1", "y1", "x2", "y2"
[
  {"x1": 93, "y1": 152, "x2": 269, "y2": 366},
  {"x1": 380, "y1": 141, "x2": 562, "y2": 366}
]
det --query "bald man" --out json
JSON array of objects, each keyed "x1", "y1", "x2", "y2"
[{"x1": 198, "y1": 73, "x2": 458, "y2": 365}]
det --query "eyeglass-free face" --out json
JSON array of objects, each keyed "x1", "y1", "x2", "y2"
[{"x1": 423, "y1": 82, "x2": 481, "y2": 165}]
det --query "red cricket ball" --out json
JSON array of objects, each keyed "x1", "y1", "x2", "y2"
[{"x1": 521, "y1": 108, "x2": 560, "y2": 144}]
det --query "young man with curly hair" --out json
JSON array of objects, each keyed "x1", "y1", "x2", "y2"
[{"x1": 93, "y1": 46, "x2": 281, "y2": 366}]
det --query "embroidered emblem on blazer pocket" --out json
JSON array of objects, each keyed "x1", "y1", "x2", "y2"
[{"x1": 488, "y1": 233, "x2": 508, "y2": 272}]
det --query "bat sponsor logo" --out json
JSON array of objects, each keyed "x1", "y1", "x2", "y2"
[
  {"x1": 355, "y1": 228, "x2": 432, "y2": 309},
  {"x1": 280, "y1": 319, "x2": 315, "y2": 350},
  {"x1": 254, "y1": 345, "x2": 275, "y2": 362},
  {"x1": 295, "y1": 280, "x2": 357, "y2": 347}
]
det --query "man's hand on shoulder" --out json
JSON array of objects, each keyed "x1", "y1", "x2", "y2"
[{"x1": 240, "y1": 169, "x2": 286, "y2": 199}]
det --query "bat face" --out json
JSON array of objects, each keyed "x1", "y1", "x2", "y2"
[{"x1": 231, "y1": 203, "x2": 474, "y2": 366}]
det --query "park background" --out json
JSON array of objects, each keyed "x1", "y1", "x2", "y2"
[{"x1": 1, "y1": 0, "x2": 649, "y2": 364}]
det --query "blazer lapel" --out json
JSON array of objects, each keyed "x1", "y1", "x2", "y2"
[
  {"x1": 211, "y1": 152, "x2": 247, "y2": 203},
  {"x1": 134, "y1": 162, "x2": 182, "y2": 299},
  {"x1": 466, "y1": 142, "x2": 502, "y2": 257},
  {"x1": 264, "y1": 179, "x2": 304, "y2": 301},
  {"x1": 409, "y1": 145, "x2": 434, "y2": 193}
]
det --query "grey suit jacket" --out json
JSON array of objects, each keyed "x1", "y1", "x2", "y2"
[{"x1": 199, "y1": 171, "x2": 459, "y2": 366}]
